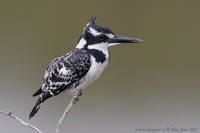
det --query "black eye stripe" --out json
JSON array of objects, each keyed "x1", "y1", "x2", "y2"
[{"x1": 98, "y1": 34, "x2": 108, "y2": 40}]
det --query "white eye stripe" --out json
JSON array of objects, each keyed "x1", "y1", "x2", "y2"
[
  {"x1": 105, "y1": 33, "x2": 114, "y2": 39},
  {"x1": 89, "y1": 27, "x2": 114, "y2": 38},
  {"x1": 89, "y1": 27, "x2": 101, "y2": 36}
]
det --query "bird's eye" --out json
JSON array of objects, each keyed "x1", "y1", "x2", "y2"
[{"x1": 98, "y1": 34, "x2": 108, "y2": 41}]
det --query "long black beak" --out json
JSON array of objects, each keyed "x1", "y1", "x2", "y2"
[{"x1": 108, "y1": 35, "x2": 143, "y2": 43}]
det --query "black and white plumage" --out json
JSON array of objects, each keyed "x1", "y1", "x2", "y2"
[{"x1": 29, "y1": 17, "x2": 143, "y2": 119}]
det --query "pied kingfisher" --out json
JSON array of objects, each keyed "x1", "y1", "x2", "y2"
[{"x1": 29, "y1": 17, "x2": 143, "y2": 119}]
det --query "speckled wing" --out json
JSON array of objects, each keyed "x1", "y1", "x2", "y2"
[
  {"x1": 33, "y1": 48, "x2": 91, "y2": 99},
  {"x1": 29, "y1": 48, "x2": 91, "y2": 119}
]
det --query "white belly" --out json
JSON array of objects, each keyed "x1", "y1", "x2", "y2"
[
  {"x1": 68, "y1": 56, "x2": 108, "y2": 94},
  {"x1": 85, "y1": 56, "x2": 108, "y2": 84}
]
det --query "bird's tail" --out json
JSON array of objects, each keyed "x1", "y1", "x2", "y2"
[
  {"x1": 29, "y1": 97, "x2": 43, "y2": 120},
  {"x1": 29, "y1": 92, "x2": 53, "y2": 119}
]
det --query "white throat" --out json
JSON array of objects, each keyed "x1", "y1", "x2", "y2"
[{"x1": 88, "y1": 42, "x2": 110, "y2": 60}]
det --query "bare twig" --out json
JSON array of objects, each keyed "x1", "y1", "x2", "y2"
[
  {"x1": 55, "y1": 90, "x2": 81, "y2": 133},
  {"x1": 1, "y1": 91, "x2": 81, "y2": 133},
  {"x1": 0, "y1": 110, "x2": 42, "y2": 133}
]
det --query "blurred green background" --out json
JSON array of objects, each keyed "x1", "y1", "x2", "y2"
[{"x1": 0, "y1": 0, "x2": 200, "y2": 133}]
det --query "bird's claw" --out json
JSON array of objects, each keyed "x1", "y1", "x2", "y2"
[
  {"x1": 72, "y1": 89, "x2": 82, "y2": 103},
  {"x1": 76, "y1": 89, "x2": 82, "y2": 96}
]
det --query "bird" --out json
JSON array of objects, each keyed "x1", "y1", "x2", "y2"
[{"x1": 29, "y1": 17, "x2": 143, "y2": 119}]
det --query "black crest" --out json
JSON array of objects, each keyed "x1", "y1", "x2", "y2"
[
  {"x1": 79, "y1": 17, "x2": 115, "y2": 46},
  {"x1": 84, "y1": 17, "x2": 114, "y2": 35},
  {"x1": 84, "y1": 16, "x2": 97, "y2": 33},
  {"x1": 88, "y1": 17, "x2": 97, "y2": 27}
]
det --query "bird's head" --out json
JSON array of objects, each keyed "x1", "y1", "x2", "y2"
[{"x1": 76, "y1": 17, "x2": 143, "y2": 50}]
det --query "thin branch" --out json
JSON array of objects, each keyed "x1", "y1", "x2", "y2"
[
  {"x1": 0, "y1": 110, "x2": 43, "y2": 133},
  {"x1": 55, "y1": 90, "x2": 81, "y2": 133}
]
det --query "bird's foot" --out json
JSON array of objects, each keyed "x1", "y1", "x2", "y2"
[
  {"x1": 75, "y1": 89, "x2": 82, "y2": 96},
  {"x1": 72, "y1": 89, "x2": 82, "y2": 104}
]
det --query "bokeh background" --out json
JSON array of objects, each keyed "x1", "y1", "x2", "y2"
[{"x1": 0, "y1": 0, "x2": 200, "y2": 133}]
